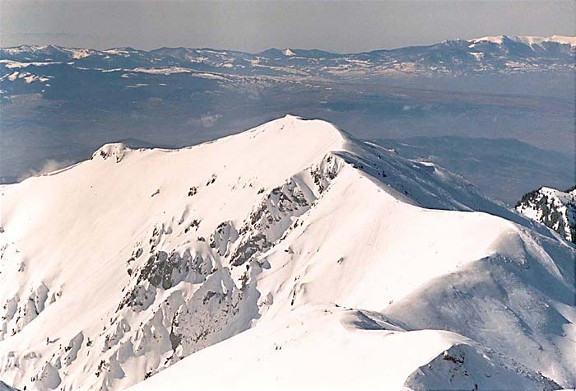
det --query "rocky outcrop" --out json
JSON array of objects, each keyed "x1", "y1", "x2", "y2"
[{"x1": 516, "y1": 186, "x2": 576, "y2": 243}]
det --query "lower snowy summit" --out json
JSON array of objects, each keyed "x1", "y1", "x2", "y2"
[{"x1": 516, "y1": 186, "x2": 576, "y2": 244}]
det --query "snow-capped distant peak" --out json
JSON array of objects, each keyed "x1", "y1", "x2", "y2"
[
  {"x1": 283, "y1": 48, "x2": 296, "y2": 56},
  {"x1": 471, "y1": 35, "x2": 505, "y2": 44},
  {"x1": 69, "y1": 48, "x2": 91, "y2": 59},
  {"x1": 548, "y1": 35, "x2": 576, "y2": 46},
  {"x1": 470, "y1": 35, "x2": 576, "y2": 48},
  {"x1": 102, "y1": 48, "x2": 135, "y2": 55}
]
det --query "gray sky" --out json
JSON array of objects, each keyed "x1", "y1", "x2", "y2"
[{"x1": 1, "y1": 0, "x2": 574, "y2": 53}]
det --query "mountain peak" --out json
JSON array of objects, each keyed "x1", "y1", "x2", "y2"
[
  {"x1": 92, "y1": 142, "x2": 130, "y2": 162},
  {"x1": 0, "y1": 116, "x2": 574, "y2": 390},
  {"x1": 469, "y1": 35, "x2": 576, "y2": 48},
  {"x1": 243, "y1": 115, "x2": 348, "y2": 150}
]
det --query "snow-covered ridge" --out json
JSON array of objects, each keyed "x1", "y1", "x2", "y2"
[
  {"x1": 0, "y1": 59, "x2": 61, "y2": 68},
  {"x1": 470, "y1": 35, "x2": 576, "y2": 48},
  {"x1": 0, "y1": 116, "x2": 574, "y2": 390}
]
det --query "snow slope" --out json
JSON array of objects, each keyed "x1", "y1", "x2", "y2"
[{"x1": 0, "y1": 116, "x2": 574, "y2": 390}]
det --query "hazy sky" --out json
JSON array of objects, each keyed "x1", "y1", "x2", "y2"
[{"x1": 1, "y1": 1, "x2": 574, "y2": 53}]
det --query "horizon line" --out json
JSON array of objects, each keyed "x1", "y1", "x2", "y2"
[{"x1": 2, "y1": 34, "x2": 576, "y2": 56}]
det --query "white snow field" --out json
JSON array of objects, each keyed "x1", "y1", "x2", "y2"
[{"x1": 0, "y1": 116, "x2": 574, "y2": 391}]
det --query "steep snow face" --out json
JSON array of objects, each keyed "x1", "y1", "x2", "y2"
[
  {"x1": 516, "y1": 186, "x2": 576, "y2": 243},
  {"x1": 0, "y1": 116, "x2": 574, "y2": 391},
  {"x1": 131, "y1": 154, "x2": 576, "y2": 390},
  {"x1": 0, "y1": 115, "x2": 345, "y2": 390}
]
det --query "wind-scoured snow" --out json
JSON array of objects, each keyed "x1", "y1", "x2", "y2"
[{"x1": 0, "y1": 116, "x2": 574, "y2": 390}]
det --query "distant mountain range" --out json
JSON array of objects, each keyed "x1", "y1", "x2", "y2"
[{"x1": 1, "y1": 36, "x2": 574, "y2": 88}]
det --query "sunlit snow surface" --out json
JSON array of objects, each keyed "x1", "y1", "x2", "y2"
[{"x1": 0, "y1": 116, "x2": 574, "y2": 391}]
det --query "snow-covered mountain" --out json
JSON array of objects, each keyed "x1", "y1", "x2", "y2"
[
  {"x1": 1, "y1": 34, "x2": 574, "y2": 100},
  {"x1": 516, "y1": 186, "x2": 576, "y2": 243},
  {"x1": 0, "y1": 116, "x2": 574, "y2": 390}
]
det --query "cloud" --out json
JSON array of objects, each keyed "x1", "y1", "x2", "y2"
[
  {"x1": 18, "y1": 159, "x2": 72, "y2": 182},
  {"x1": 186, "y1": 113, "x2": 223, "y2": 129},
  {"x1": 200, "y1": 113, "x2": 223, "y2": 128}
]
